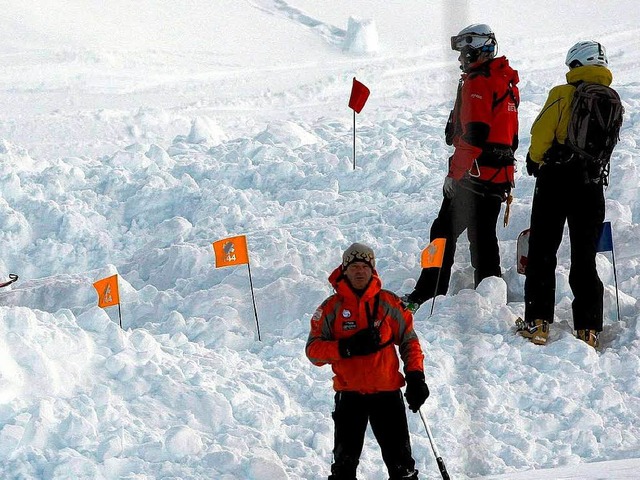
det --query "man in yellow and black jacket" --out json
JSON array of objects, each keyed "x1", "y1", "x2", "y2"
[{"x1": 519, "y1": 41, "x2": 618, "y2": 349}]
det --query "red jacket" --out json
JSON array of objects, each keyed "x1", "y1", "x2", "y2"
[
  {"x1": 448, "y1": 56, "x2": 520, "y2": 184},
  {"x1": 306, "y1": 266, "x2": 424, "y2": 393}
]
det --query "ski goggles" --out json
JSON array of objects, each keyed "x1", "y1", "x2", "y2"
[{"x1": 450, "y1": 33, "x2": 496, "y2": 52}]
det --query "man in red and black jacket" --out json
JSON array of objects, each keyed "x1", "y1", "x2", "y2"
[
  {"x1": 307, "y1": 243, "x2": 429, "y2": 480},
  {"x1": 403, "y1": 24, "x2": 520, "y2": 312}
]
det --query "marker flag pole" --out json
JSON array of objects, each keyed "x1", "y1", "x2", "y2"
[
  {"x1": 246, "y1": 262, "x2": 262, "y2": 341},
  {"x1": 212, "y1": 235, "x2": 262, "y2": 341},
  {"x1": 353, "y1": 109, "x2": 356, "y2": 170},
  {"x1": 348, "y1": 77, "x2": 370, "y2": 170}
]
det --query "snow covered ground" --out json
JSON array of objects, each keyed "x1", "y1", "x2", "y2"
[{"x1": 0, "y1": 1, "x2": 639, "y2": 478}]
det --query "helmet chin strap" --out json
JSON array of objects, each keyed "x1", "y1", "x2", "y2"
[{"x1": 460, "y1": 50, "x2": 493, "y2": 72}]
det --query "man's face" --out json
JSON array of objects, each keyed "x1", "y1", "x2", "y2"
[{"x1": 344, "y1": 262, "x2": 373, "y2": 290}]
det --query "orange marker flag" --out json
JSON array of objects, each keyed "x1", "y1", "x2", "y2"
[
  {"x1": 211, "y1": 234, "x2": 261, "y2": 341},
  {"x1": 348, "y1": 77, "x2": 370, "y2": 114},
  {"x1": 212, "y1": 235, "x2": 249, "y2": 268},
  {"x1": 93, "y1": 274, "x2": 120, "y2": 308},
  {"x1": 421, "y1": 238, "x2": 446, "y2": 269}
]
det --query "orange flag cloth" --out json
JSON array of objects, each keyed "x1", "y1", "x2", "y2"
[
  {"x1": 93, "y1": 274, "x2": 120, "y2": 308},
  {"x1": 213, "y1": 235, "x2": 249, "y2": 268},
  {"x1": 421, "y1": 238, "x2": 446, "y2": 268}
]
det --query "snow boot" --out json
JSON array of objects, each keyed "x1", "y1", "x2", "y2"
[
  {"x1": 576, "y1": 329, "x2": 599, "y2": 348},
  {"x1": 389, "y1": 471, "x2": 419, "y2": 480},
  {"x1": 516, "y1": 318, "x2": 549, "y2": 345},
  {"x1": 388, "y1": 465, "x2": 419, "y2": 480}
]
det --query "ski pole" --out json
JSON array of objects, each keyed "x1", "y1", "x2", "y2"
[{"x1": 418, "y1": 408, "x2": 450, "y2": 480}]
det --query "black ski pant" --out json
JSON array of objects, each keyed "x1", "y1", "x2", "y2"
[
  {"x1": 329, "y1": 390, "x2": 418, "y2": 480},
  {"x1": 524, "y1": 166, "x2": 605, "y2": 330},
  {"x1": 411, "y1": 183, "x2": 503, "y2": 303}
]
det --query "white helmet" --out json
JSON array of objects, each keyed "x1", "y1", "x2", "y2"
[
  {"x1": 565, "y1": 41, "x2": 608, "y2": 68},
  {"x1": 451, "y1": 24, "x2": 497, "y2": 71}
]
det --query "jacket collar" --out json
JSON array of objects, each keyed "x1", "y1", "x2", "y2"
[
  {"x1": 463, "y1": 56, "x2": 519, "y2": 84},
  {"x1": 566, "y1": 65, "x2": 613, "y2": 86},
  {"x1": 328, "y1": 265, "x2": 382, "y2": 302}
]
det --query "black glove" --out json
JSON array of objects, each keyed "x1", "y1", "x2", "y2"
[
  {"x1": 338, "y1": 328, "x2": 381, "y2": 358},
  {"x1": 404, "y1": 371, "x2": 429, "y2": 412},
  {"x1": 443, "y1": 176, "x2": 457, "y2": 199},
  {"x1": 526, "y1": 153, "x2": 540, "y2": 177}
]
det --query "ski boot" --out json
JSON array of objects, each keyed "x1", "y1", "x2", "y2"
[
  {"x1": 515, "y1": 317, "x2": 549, "y2": 345},
  {"x1": 576, "y1": 329, "x2": 599, "y2": 348}
]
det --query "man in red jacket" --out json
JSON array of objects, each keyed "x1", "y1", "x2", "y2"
[
  {"x1": 403, "y1": 24, "x2": 520, "y2": 312},
  {"x1": 306, "y1": 243, "x2": 429, "y2": 480}
]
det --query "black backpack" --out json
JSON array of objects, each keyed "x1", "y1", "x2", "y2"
[{"x1": 565, "y1": 82, "x2": 624, "y2": 185}]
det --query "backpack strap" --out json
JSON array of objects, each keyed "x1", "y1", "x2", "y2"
[
  {"x1": 365, "y1": 293, "x2": 394, "y2": 350},
  {"x1": 445, "y1": 79, "x2": 464, "y2": 146},
  {"x1": 365, "y1": 293, "x2": 380, "y2": 329},
  {"x1": 492, "y1": 83, "x2": 519, "y2": 110}
]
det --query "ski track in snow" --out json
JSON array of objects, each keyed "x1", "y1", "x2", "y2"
[{"x1": 248, "y1": 0, "x2": 346, "y2": 49}]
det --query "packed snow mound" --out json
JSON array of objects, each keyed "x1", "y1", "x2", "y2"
[
  {"x1": 255, "y1": 120, "x2": 320, "y2": 148},
  {"x1": 186, "y1": 117, "x2": 228, "y2": 146},
  {"x1": 343, "y1": 16, "x2": 379, "y2": 54}
]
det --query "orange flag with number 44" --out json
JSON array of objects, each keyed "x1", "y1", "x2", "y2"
[
  {"x1": 421, "y1": 238, "x2": 446, "y2": 268},
  {"x1": 213, "y1": 235, "x2": 249, "y2": 268},
  {"x1": 93, "y1": 274, "x2": 120, "y2": 308}
]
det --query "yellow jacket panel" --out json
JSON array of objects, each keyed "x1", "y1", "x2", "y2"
[{"x1": 528, "y1": 65, "x2": 614, "y2": 164}]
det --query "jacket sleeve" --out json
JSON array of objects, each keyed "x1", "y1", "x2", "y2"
[
  {"x1": 528, "y1": 85, "x2": 573, "y2": 163},
  {"x1": 399, "y1": 314, "x2": 425, "y2": 373},
  {"x1": 305, "y1": 299, "x2": 341, "y2": 366},
  {"x1": 448, "y1": 76, "x2": 492, "y2": 179},
  {"x1": 385, "y1": 295, "x2": 424, "y2": 373}
]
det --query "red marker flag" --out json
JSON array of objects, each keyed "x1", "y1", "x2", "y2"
[
  {"x1": 421, "y1": 238, "x2": 446, "y2": 269},
  {"x1": 348, "y1": 78, "x2": 370, "y2": 113}
]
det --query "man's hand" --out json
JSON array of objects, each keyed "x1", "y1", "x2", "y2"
[
  {"x1": 338, "y1": 328, "x2": 381, "y2": 358},
  {"x1": 404, "y1": 371, "x2": 430, "y2": 412},
  {"x1": 443, "y1": 176, "x2": 457, "y2": 199},
  {"x1": 526, "y1": 153, "x2": 541, "y2": 177}
]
